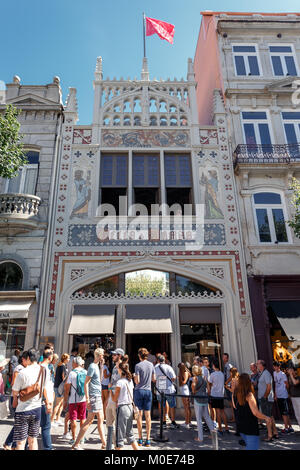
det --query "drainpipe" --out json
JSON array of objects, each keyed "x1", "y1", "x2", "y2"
[{"x1": 34, "y1": 110, "x2": 63, "y2": 349}]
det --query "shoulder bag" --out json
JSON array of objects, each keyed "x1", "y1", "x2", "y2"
[{"x1": 19, "y1": 366, "x2": 46, "y2": 402}]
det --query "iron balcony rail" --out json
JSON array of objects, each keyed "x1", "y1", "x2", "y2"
[{"x1": 234, "y1": 144, "x2": 300, "y2": 167}]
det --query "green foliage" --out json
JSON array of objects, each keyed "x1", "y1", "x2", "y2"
[
  {"x1": 0, "y1": 104, "x2": 27, "y2": 179},
  {"x1": 125, "y1": 273, "x2": 168, "y2": 296},
  {"x1": 288, "y1": 177, "x2": 300, "y2": 239}
]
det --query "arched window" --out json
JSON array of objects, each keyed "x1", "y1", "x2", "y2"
[
  {"x1": 253, "y1": 192, "x2": 289, "y2": 243},
  {"x1": 125, "y1": 269, "x2": 169, "y2": 296},
  {"x1": 73, "y1": 275, "x2": 119, "y2": 296},
  {"x1": 0, "y1": 262, "x2": 23, "y2": 291},
  {"x1": 175, "y1": 275, "x2": 217, "y2": 295}
]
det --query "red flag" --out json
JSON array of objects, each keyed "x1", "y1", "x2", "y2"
[{"x1": 146, "y1": 17, "x2": 175, "y2": 44}]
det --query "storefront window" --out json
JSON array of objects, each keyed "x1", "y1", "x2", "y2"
[
  {"x1": 181, "y1": 323, "x2": 222, "y2": 366},
  {"x1": 73, "y1": 334, "x2": 115, "y2": 356},
  {"x1": 0, "y1": 319, "x2": 27, "y2": 357},
  {"x1": 176, "y1": 275, "x2": 217, "y2": 295},
  {"x1": 0, "y1": 262, "x2": 23, "y2": 291},
  {"x1": 73, "y1": 275, "x2": 119, "y2": 296}
]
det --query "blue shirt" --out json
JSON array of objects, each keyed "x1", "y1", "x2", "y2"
[{"x1": 87, "y1": 362, "x2": 102, "y2": 397}]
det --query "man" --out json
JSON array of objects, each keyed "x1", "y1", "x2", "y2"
[
  {"x1": 155, "y1": 354, "x2": 179, "y2": 429},
  {"x1": 273, "y1": 361, "x2": 293, "y2": 434},
  {"x1": 257, "y1": 359, "x2": 278, "y2": 441},
  {"x1": 12, "y1": 348, "x2": 47, "y2": 450},
  {"x1": 72, "y1": 348, "x2": 106, "y2": 450},
  {"x1": 222, "y1": 353, "x2": 233, "y2": 382},
  {"x1": 134, "y1": 348, "x2": 156, "y2": 447},
  {"x1": 106, "y1": 348, "x2": 124, "y2": 450},
  {"x1": 208, "y1": 359, "x2": 229, "y2": 435},
  {"x1": 40, "y1": 349, "x2": 54, "y2": 450},
  {"x1": 64, "y1": 356, "x2": 87, "y2": 446},
  {"x1": 67, "y1": 347, "x2": 78, "y2": 374}
]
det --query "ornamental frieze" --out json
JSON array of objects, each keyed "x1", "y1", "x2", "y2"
[{"x1": 101, "y1": 129, "x2": 190, "y2": 148}]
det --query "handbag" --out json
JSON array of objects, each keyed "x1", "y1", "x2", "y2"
[
  {"x1": 19, "y1": 366, "x2": 45, "y2": 402},
  {"x1": 125, "y1": 382, "x2": 139, "y2": 421}
]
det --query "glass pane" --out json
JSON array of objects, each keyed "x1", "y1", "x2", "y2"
[
  {"x1": 284, "y1": 124, "x2": 297, "y2": 144},
  {"x1": 178, "y1": 156, "x2": 191, "y2": 186},
  {"x1": 164, "y1": 156, "x2": 177, "y2": 186},
  {"x1": 181, "y1": 323, "x2": 221, "y2": 365},
  {"x1": 23, "y1": 167, "x2": 38, "y2": 194},
  {"x1": 5, "y1": 320, "x2": 27, "y2": 358},
  {"x1": 242, "y1": 112, "x2": 267, "y2": 120},
  {"x1": 0, "y1": 262, "x2": 23, "y2": 290},
  {"x1": 125, "y1": 270, "x2": 169, "y2": 296},
  {"x1": 133, "y1": 155, "x2": 145, "y2": 186},
  {"x1": 233, "y1": 46, "x2": 256, "y2": 52},
  {"x1": 258, "y1": 123, "x2": 271, "y2": 145},
  {"x1": 73, "y1": 275, "x2": 119, "y2": 296},
  {"x1": 101, "y1": 156, "x2": 113, "y2": 186},
  {"x1": 115, "y1": 156, "x2": 127, "y2": 186},
  {"x1": 282, "y1": 112, "x2": 300, "y2": 120},
  {"x1": 235, "y1": 56, "x2": 246, "y2": 75},
  {"x1": 26, "y1": 151, "x2": 39, "y2": 164},
  {"x1": 7, "y1": 171, "x2": 22, "y2": 193},
  {"x1": 256, "y1": 208, "x2": 271, "y2": 242},
  {"x1": 285, "y1": 56, "x2": 297, "y2": 76},
  {"x1": 271, "y1": 56, "x2": 284, "y2": 75},
  {"x1": 248, "y1": 56, "x2": 260, "y2": 75},
  {"x1": 175, "y1": 275, "x2": 216, "y2": 295},
  {"x1": 254, "y1": 192, "x2": 281, "y2": 204},
  {"x1": 269, "y1": 46, "x2": 292, "y2": 53},
  {"x1": 147, "y1": 155, "x2": 159, "y2": 186},
  {"x1": 272, "y1": 209, "x2": 288, "y2": 242},
  {"x1": 244, "y1": 123, "x2": 257, "y2": 145}
]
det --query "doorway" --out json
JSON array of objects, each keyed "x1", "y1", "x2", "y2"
[{"x1": 126, "y1": 333, "x2": 170, "y2": 370}]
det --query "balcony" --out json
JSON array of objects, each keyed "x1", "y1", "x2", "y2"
[
  {"x1": 0, "y1": 193, "x2": 41, "y2": 235},
  {"x1": 234, "y1": 144, "x2": 300, "y2": 168}
]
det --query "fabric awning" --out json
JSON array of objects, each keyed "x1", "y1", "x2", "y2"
[
  {"x1": 68, "y1": 305, "x2": 115, "y2": 335},
  {"x1": 125, "y1": 304, "x2": 172, "y2": 334},
  {"x1": 268, "y1": 301, "x2": 300, "y2": 342},
  {"x1": 0, "y1": 299, "x2": 33, "y2": 320},
  {"x1": 179, "y1": 306, "x2": 221, "y2": 324}
]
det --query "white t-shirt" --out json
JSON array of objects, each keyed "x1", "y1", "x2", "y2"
[
  {"x1": 155, "y1": 363, "x2": 176, "y2": 394},
  {"x1": 101, "y1": 365, "x2": 110, "y2": 386},
  {"x1": 274, "y1": 370, "x2": 288, "y2": 399},
  {"x1": 41, "y1": 363, "x2": 54, "y2": 404},
  {"x1": 67, "y1": 367, "x2": 87, "y2": 404},
  {"x1": 209, "y1": 371, "x2": 224, "y2": 398},
  {"x1": 12, "y1": 363, "x2": 44, "y2": 413},
  {"x1": 116, "y1": 378, "x2": 134, "y2": 406}
]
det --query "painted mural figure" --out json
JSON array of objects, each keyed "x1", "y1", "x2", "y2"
[
  {"x1": 201, "y1": 170, "x2": 224, "y2": 219},
  {"x1": 70, "y1": 170, "x2": 91, "y2": 219}
]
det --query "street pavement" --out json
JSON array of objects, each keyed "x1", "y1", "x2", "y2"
[{"x1": 1, "y1": 413, "x2": 300, "y2": 451}]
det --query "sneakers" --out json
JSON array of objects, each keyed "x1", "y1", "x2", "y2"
[
  {"x1": 58, "y1": 432, "x2": 72, "y2": 440},
  {"x1": 280, "y1": 428, "x2": 290, "y2": 435},
  {"x1": 144, "y1": 440, "x2": 151, "y2": 447},
  {"x1": 288, "y1": 427, "x2": 294, "y2": 433},
  {"x1": 138, "y1": 438, "x2": 143, "y2": 446},
  {"x1": 182, "y1": 423, "x2": 190, "y2": 429},
  {"x1": 170, "y1": 421, "x2": 180, "y2": 429}
]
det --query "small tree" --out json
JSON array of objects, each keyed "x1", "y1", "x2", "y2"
[
  {"x1": 288, "y1": 177, "x2": 300, "y2": 239},
  {"x1": 0, "y1": 104, "x2": 27, "y2": 179}
]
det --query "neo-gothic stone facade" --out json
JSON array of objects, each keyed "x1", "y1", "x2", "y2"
[{"x1": 36, "y1": 56, "x2": 257, "y2": 372}]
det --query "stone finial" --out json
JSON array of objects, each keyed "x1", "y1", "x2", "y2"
[
  {"x1": 141, "y1": 57, "x2": 149, "y2": 81},
  {"x1": 65, "y1": 87, "x2": 78, "y2": 123},
  {"x1": 13, "y1": 75, "x2": 21, "y2": 84},
  {"x1": 213, "y1": 89, "x2": 225, "y2": 114},
  {"x1": 187, "y1": 58, "x2": 195, "y2": 82},
  {"x1": 95, "y1": 56, "x2": 103, "y2": 81},
  {"x1": 53, "y1": 76, "x2": 60, "y2": 85}
]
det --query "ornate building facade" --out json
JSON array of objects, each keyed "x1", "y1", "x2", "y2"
[
  {"x1": 194, "y1": 11, "x2": 300, "y2": 370},
  {"x1": 36, "y1": 56, "x2": 257, "y2": 371},
  {"x1": 0, "y1": 76, "x2": 64, "y2": 355}
]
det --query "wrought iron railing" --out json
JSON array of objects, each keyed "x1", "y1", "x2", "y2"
[{"x1": 234, "y1": 144, "x2": 300, "y2": 166}]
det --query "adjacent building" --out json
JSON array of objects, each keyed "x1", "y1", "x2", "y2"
[
  {"x1": 0, "y1": 76, "x2": 64, "y2": 356},
  {"x1": 194, "y1": 11, "x2": 300, "y2": 370}
]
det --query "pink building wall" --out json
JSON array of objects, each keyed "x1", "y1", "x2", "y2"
[{"x1": 194, "y1": 13, "x2": 224, "y2": 125}]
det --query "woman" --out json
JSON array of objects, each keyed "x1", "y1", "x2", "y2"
[
  {"x1": 191, "y1": 365, "x2": 215, "y2": 443},
  {"x1": 287, "y1": 367, "x2": 300, "y2": 427},
  {"x1": 233, "y1": 373, "x2": 272, "y2": 450},
  {"x1": 3, "y1": 351, "x2": 28, "y2": 450},
  {"x1": 225, "y1": 367, "x2": 239, "y2": 422},
  {"x1": 111, "y1": 357, "x2": 138, "y2": 450},
  {"x1": 178, "y1": 363, "x2": 192, "y2": 428},
  {"x1": 101, "y1": 354, "x2": 111, "y2": 420},
  {"x1": 51, "y1": 353, "x2": 69, "y2": 425}
]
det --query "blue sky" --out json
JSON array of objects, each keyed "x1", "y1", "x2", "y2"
[{"x1": 1, "y1": 0, "x2": 299, "y2": 123}]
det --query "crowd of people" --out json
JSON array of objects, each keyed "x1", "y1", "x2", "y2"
[{"x1": 0, "y1": 345, "x2": 299, "y2": 451}]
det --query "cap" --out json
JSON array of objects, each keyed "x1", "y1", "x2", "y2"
[{"x1": 111, "y1": 348, "x2": 125, "y2": 356}]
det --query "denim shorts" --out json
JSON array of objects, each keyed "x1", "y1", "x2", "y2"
[
  {"x1": 259, "y1": 398, "x2": 273, "y2": 417},
  {"x1": 157, "y1": 393, "x2": 176, "y2": 409},
  {"x1": 54, "y1": 387, "x2": 63, "y2": 398},
  {"x1": 277, "y1": 398, "x2": 289, "y2": 416},
  {"x1": 134, "y1": 389, "x2": 152, "y2": 411}
]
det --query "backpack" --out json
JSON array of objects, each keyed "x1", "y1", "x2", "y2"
[{"x1": 71, "y1": 368, "x2": 87, "y2": 399}]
